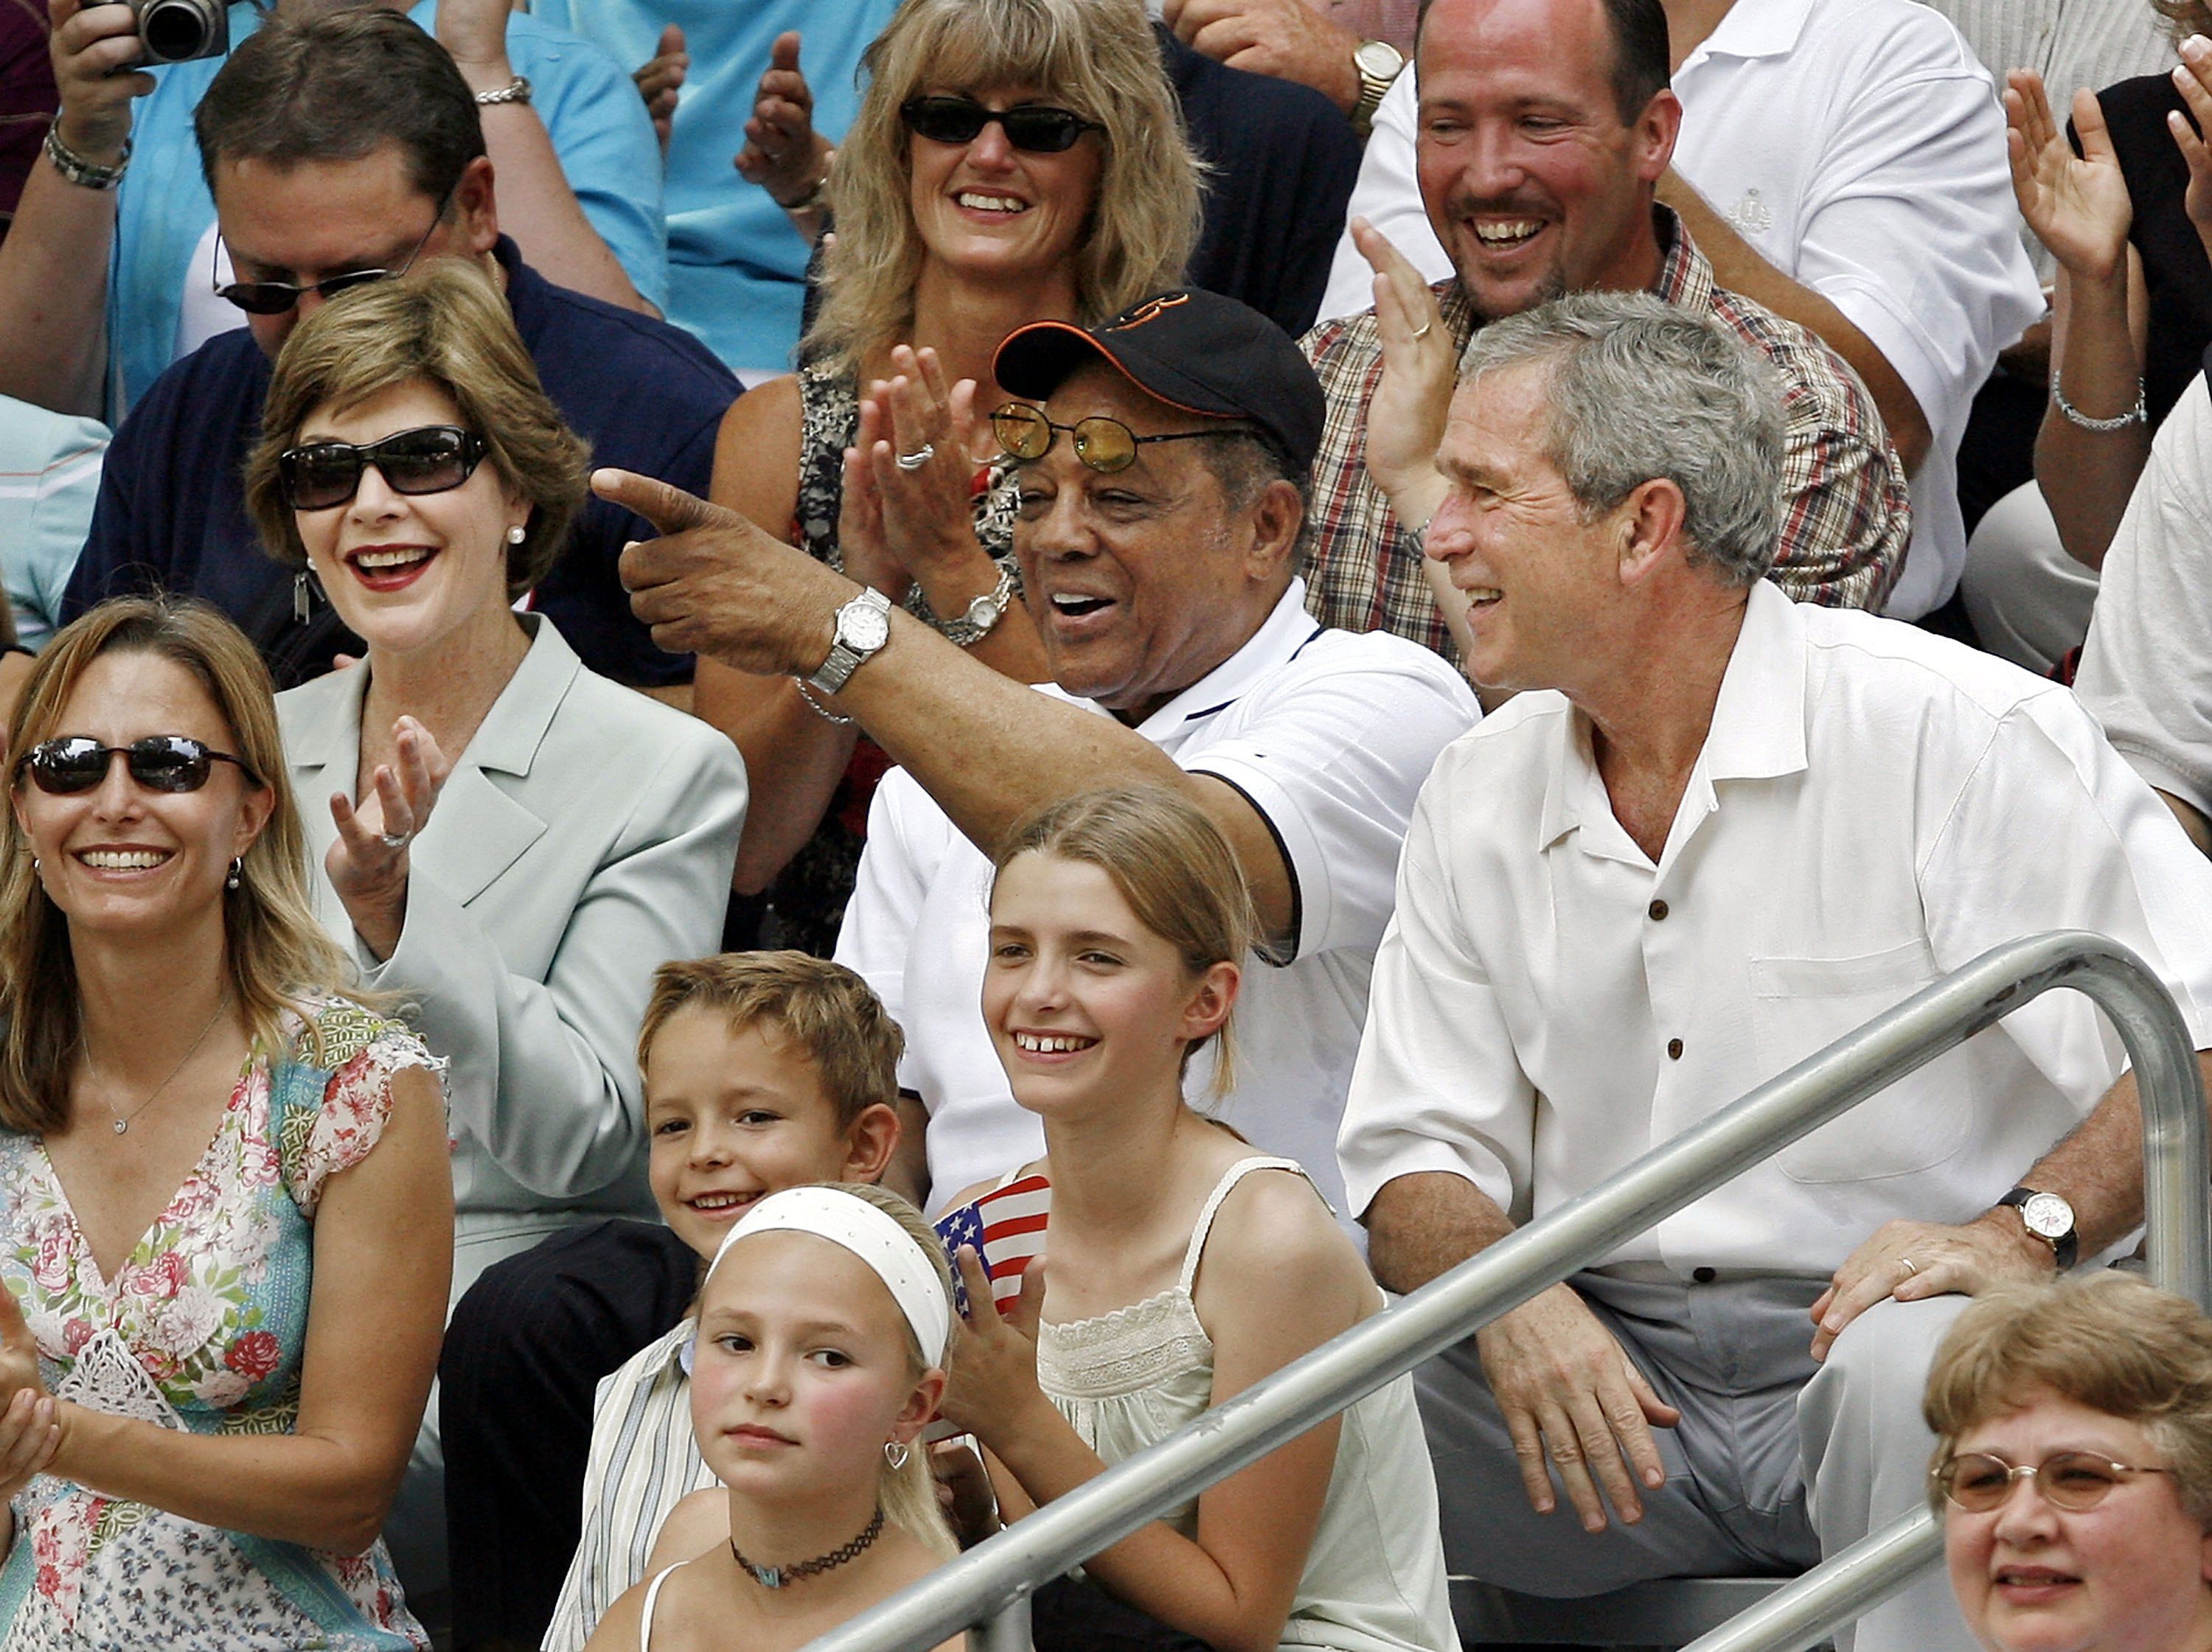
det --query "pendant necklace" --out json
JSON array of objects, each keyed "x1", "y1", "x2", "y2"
[
  {"x1": 88, "y1": 992, "x2": 232, "y2": 1136},
  {"x1": 730, "y1": 1507, "x2": 885, "y2": 1590}
]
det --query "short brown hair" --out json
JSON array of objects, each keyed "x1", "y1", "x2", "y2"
[
  {"x1": 1924, "y1": 1273, "x2": 2212, "y2": 1525},
  {"x1": 991, "y1": 786, "x2": 1255, "y2": 1096},
  {"x1": 636, "y1": 952, "x2": 905, "y2": 1129},
  {"x1": 1, "y1": 599, "x2": 361, "y2": 1132},
  {"x1": 195, "y1": 6, "x2": 484, "y2": 204},
  {"x1": 244, "y1": 260, "x2": 590, "y2": 599}
]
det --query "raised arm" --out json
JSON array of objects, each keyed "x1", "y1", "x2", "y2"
[
  {"x1": 22, "y1": 1062, "x2": 451, "y2": 1552},
  {"x1": 0, "y1": 0, "x2": 153, "y2": 416}
]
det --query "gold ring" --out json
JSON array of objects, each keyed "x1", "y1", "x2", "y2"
[
  {"x1": 1899, "y1": 1256, "x2": 1919, "y2": 1277},
  {"x1": 1409, "y1": 320, "x2": 1433, "y2": 341}
]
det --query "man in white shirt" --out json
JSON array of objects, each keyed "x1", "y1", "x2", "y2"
[
  {"x1": 599, "y1": 288, "x2": 1478, "y2": 1213},
  {"x1": 2076, "y1": 370, "x2": 2212, "y2": 855},
  {"x1": 1338, "y1": 291, "x2": 2212, "y2": 1652},
  {"x1": 1319, "y1": 0, "x2": 2042, "y2": 619}
]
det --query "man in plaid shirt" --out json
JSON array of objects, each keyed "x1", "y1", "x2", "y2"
[{"x1": 1302, "y1": 0, "x2": 1910, "y2": 661}]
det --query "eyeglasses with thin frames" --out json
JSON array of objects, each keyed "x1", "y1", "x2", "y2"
[
  {"x1": 991, "y1": 402, "x2": 1248, "y2": 475},
  {"x1": 1933, "y1": 1450, "x2": 2173, "y2": 1513},
  {"x1": 215, "y1": 185, "x2": 456, "y2": 316}
]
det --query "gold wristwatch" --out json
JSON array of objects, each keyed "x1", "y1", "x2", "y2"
[{"x1": 1350, "y1": 39, "x2": 1405, "y2": 139}]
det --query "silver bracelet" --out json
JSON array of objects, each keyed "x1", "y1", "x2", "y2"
[
  {"x1": 44, "y1": 119, "x2": 128, "y2": 190},
  {"x1": 791, "y1": 677, "x2": 855, "y2": 727},
  {"x1": 474, "y1": 75, "x2": 533, "y2": 107},
  {"x1": 2050, "y1": 363, "x2": 2147, "y2": 432}
]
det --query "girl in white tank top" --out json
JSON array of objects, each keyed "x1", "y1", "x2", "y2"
[
  {"x1": 583, "y1": 1185, "x2": 964, "y2": 1652},
  {"x1": 936, "y1": 789, "x2": 1455, "y2": 1652}
]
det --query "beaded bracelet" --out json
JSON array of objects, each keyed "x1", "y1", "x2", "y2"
[{"x1": 44, "y1": 119, "x2": 128, "y2": 191}]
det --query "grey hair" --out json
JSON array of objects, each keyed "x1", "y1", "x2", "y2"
[
  {"x1": 1198, "y1": 431, "x2": 1315, "y2": 572},
  {"x1": 1458, "y1": 290, "x2": 1786, "y2": 586}
]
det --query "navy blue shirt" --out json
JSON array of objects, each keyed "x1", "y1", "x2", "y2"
[{"x1": 66, "y1": 237, "x2": 738, "y2": 688}]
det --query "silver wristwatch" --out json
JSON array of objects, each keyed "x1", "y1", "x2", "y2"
[
  {"x1": 934, "y1": 564, "x2": 1018, "y2": 647},
  {"x1": 805, "y1": 587, "x2": 893, "y2": 697}
]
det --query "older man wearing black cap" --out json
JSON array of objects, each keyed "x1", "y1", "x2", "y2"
[{"x1": 597, "y1": 287, "x2": 1478, "y2": 1212}]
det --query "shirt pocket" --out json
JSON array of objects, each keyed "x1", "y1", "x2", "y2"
[{"x1": 1749, "y1": 939, "x2": 1971, "y2": 1183}]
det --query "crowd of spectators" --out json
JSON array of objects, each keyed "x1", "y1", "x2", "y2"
[{"x1": 3, "y1": 0, "x2": 2212, "y2": 1648}]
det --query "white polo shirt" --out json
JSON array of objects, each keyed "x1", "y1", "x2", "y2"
[
  {"x1": 835, "y1": 579, "x2": 1479, "y2": 1215},
  {"x1": 1338, "y1": 581, "x2": 2212, "y2": 1278},
  {"x1": 2077, "y1": 376, "x2": 2212, "y2": 822},
  {"x1": 1315, "y1": 0, "x2": 2042, "y2": 620}
]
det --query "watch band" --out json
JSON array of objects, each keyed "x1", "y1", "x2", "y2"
[
  {"x1": 44, "y1": 119, "x2": 129, "y2": 191},
  {"x1": 807, "y1": 587, "x2": 893, "y2": 697},
  {"x1": 933, "y1": 563, "x2": 1018, "y2": 647},
  {"x1": 475, "y1": 75, "x2": 533, "y2": 107},
  {"x1": 1349, "y1": 41, "x2": 1404, "y2": 138}
]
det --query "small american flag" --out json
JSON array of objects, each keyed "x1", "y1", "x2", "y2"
[{"x1": 934, "y1": 1174, "x2": 1051, "y2": 1317}]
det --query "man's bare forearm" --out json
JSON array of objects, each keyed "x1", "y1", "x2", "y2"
[
  {"x1": 0, "y1": 159, "x2": 116, "y2": 417},
  {"x1": 1363, "y1": 1169, "x2": 1516, "y2": 1295},
  {"x1": 2013, "y1": 1051, "x2": 2212, "y2": 1256}
]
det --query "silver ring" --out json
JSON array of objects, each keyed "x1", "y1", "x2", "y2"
[
  {"x1": 894, "y1": 443, "x2": 935, "y2": 473},
  {"x1": 379, "y1": 832, "x2": 411, "y2": 851},
  {"x1": 1899, "y1": 1256, "x2": 1918, "y2": 1277},
  {"x1": 1409, "y1": 320, "x2": 1433, "y2": 341}
]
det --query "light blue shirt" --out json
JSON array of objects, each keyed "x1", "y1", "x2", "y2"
[
  {"x1": 109, "y1": 0, "x2": 669, "y2": 416},
  {"x1": 0, "y1": 396, "x2": 108, "y2": 650},
  {"x1": 529, "y1": 0, "x2": 898, "y2": 375}
]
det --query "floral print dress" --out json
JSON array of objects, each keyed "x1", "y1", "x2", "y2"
[{"x1": 0, "y1": 999, "x2": 441, "y2": 1650}]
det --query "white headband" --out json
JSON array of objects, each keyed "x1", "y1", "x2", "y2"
[{"x1": 707, "y1": 1187, "x2": 950, "y2": 1362}]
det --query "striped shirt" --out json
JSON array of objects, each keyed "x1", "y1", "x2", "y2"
[
  {"x1": 1299, "y1": 207, "x2": 1911, "y2": 660},
  {"x1": 541, "y1": 1320, "x2": 720, "y2": 1652}
]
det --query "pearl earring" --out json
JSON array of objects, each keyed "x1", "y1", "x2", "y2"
[
  {"x1": 505, "y1": 525, "x2": 526, "y2": 546},
  {"x1": 227, "y1": 857, "x2": 243, "y2": 891},
  {"x1": 884, "y1": 1440, "x2": 910, "y2": 1470}
]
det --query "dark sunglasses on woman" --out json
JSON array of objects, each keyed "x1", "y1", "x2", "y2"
[
  {"x1": 992, "y1": 402, "x2": 1239, "y2": 474},
  {"x1": 277, "y1": 425, "x2": 490, "y2": 513},
  {"x1": 19, "y1": 736, "x2": 259, "y2": 796},
  {"x1": 900, "y1": 95, "x2": 1102, "y2": 153}
]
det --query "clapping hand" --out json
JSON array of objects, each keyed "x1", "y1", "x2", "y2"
[
  {"x1": 1354, "y1": 217, "x2": 1456, "y2": 530},
  {"x1": 2004, "y1": 71, "x2": 2134, "y2": 285},
  {"x1": 845, "y1": 346, "x2": 993, "y2": 594},
  {"x1": 937, "y1": 1249, "x2": 1051, "y2": 1449},
  {"x1": 634, "y1": 25, "x2": 688, "y2": 153},
  {"x1": 735, "y1": 32, "x2": 831, "y2": 209},
  {"x1": 325, "y1": 716, "x2": 451, "y2": 963},
  {"x1": 2171, "y1": 38, "x2": 2212, "y2": 271},
  {"x1": 0, "y1": 1288, "x2": 61, "y2": 1505}
]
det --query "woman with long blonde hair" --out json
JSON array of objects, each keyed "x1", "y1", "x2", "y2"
[
  {"x1": 0, "y1": 596, "x2": 451, "y2": 1648},
  {"x1": 699, "y1": 0, "x2": 1203, "y2": 958}
]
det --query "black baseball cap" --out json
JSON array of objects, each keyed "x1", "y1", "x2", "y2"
[{"x1": 993, "y1": 289, "x2": 1326, "y2": 475}]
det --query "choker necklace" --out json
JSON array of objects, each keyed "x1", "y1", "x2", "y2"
[
  {"x1": 87, "y1": 992, "x2": 232, "y2": 1136},
  {"x1": 729, "y1": 1507, "x2": 884, "y2": 1589}
]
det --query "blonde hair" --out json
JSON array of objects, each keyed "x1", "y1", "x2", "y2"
[
  {"x1": 637, "y1": 952, "x2": 904, "y2": 1131},
  {"x1": 1924, "y1": 1273, "x2": 2212, "y2": 1525},
  {"x1": 243, "y1": 259, "x2": 590, "y2": 599},
  {"x1": 0, "y1": 599, "x2": 361, "y2": 1132},
  {"x1": 703, "y1": 1182, "x2": 959, "y2": 1558},
  {"x1": 804, "y1": 0, "x2": 1203, "y2": 380},
  {"x1": 990, "y1": 785, "x2": 1254, "y2": 1097}
]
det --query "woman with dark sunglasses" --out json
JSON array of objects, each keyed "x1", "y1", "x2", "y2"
[
  {"x1": 0, "y1": 596, "x2": 451, "y2": 1647},
  {"x1": 694, "y1": 0, "x2": 1203, "y2": 958},
  {"x1": 1925, "y1": 1273, "x2": 2212, "y2": 1652},
  {"x1": 238, "y1": 260, "x2": 746, "y2": 1604}
]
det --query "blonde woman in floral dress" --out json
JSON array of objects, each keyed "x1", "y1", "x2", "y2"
[{"x1": 0, "y1": 598, "x2": 451, "y2": 1648}]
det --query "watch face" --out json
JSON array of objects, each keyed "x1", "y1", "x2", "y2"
[
  {"x1": 2022, "y1": 1191, "x2": 2074, "y2": 1240},
  {"x1": 841, "y1": 601, "x2": 891, "y2": 653},
  {"x1": 1354, "y1": 38, "x2": 1404, "y2": 77},
  {"x1": 964, "y1": 593, "x2": 998, "y2": 628}
]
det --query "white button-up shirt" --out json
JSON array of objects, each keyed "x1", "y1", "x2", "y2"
[
  {"x1": 838, "y1": 579, "x2": 1479, "y2": 1215},
  {"x1": 1339, "y1": 582, "x2": 2212, "y2": 1278}
]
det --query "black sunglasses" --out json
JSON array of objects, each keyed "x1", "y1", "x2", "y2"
[
  {"x1": 900, "y1": 95, "x2": 1102, "y2": 154},
  {"x1": 992, "y1": 402, "x2": 1241, "y2": 474},
  {"x1": 278, "y1": 425, "x2": 490, "y2": 513},
  {"x1": 20, "y1": 736, "x2": 258, "y2": 796},
  {"x1": 217, "y1": 187, "x2": 453, "y2": 316}
]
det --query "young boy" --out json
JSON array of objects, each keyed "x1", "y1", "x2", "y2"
[{"x1": 539, "y1": 952, "x2": 903, "y2": 1652}]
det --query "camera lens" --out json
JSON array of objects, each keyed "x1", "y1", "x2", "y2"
[{"x1": 139, "y1": 0, "x2": 216, "y2": 62}]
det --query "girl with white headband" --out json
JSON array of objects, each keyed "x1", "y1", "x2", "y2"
[
  {"x1": 940, "y1": 787, "x2": 1455, "y2": 1652},
  {"x1": 582, "y1": 1182, "x2": 962, "y2": 1652}
]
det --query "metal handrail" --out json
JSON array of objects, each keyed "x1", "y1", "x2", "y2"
[{"x1": 805, "y1": 930, "x2": 2208, "y2": 1652}]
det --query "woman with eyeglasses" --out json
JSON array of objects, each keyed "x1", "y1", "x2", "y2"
[
  {"x1": 1925, "y1": 1272, "x2": 2212, "y2": 1652},
  {"x1": 0, "y1": 596, "x2": 450, "y2": 1646},
  {"x1": 238, "y1": 259, "x2": 745, "y2": 1595},
  {"x1": 695, "y1": 0, "x2": 1202, "y2": 960}
]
